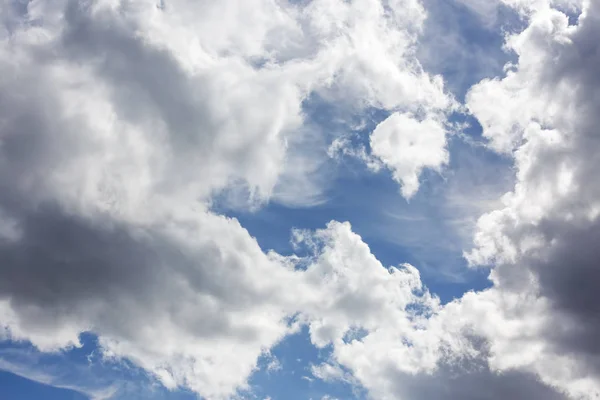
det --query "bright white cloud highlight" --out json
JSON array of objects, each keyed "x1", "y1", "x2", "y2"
[{"x1": 370, "y1": 113, "x2": 448, "y2": 198}]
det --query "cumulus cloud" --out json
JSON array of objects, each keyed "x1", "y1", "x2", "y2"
[
  {"x1": 1, "y1": 0, "x2": 600, "y2": 400},
  {"x1": 463, "y1": 0, "x2": 600, "y2": 397},
  {"x1": 0, "y1": 0, "x2": 456, "y2": 397},
  {"x1": 296, "y1": 2, "x2": 600, "y2": 399},
  {"x1": 295, "y1": 222, "x2": 570, "y2": 400},
  {"x1": 370, "y1": 113, "x2": 448, "y2": 198}
]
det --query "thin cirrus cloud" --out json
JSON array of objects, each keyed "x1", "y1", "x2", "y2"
[{"x1": 0, "y1": 0, "x2": 598, "y2": 400}]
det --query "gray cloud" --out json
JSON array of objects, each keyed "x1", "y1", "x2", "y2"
[
  {"x1": 464, "y1": 0, "x2": 600, "y2": 396},
  {"x1": 495, "y1": 0, "x2": 600, "y2": 364},
  {"x1": 392, "y1": 355, "x2": 569, "y2": 400}
]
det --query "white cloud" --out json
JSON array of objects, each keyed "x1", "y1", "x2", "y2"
[
  {"x1": 292, "y1": 221, "x2": 569, "y2": 400},
  {"x1": 370, "y1": 113, "x2": 449, "y2": 198},
  {"x1": 0, "y1": 0, "x2": 458, "y2": 398},
  {"x1": 1, "y1": 1, "x2": 599, "y2": 400},
  {"x1": 265, "y1": 354, "x2": 283, "y2": 374},
  {"x1": 264, "y1": 7, "x2": 600, "y2": 397}
]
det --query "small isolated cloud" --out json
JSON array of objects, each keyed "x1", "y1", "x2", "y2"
[
  {"x1": 370, "y1": 112, "x2": 449, "y2": 198},
  {"x1": 265, "y1": 355, "x2": 283, "y2": 374}
]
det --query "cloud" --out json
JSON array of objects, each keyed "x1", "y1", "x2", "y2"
[
  {"x1": 0, "y1": 0, "x2": 456, "y2": 398},
  {"x1": 303, "y1": 0, "x2": 457, "y2": 198},
  {"x1": 370, "y1": 112, "x2": 449, "y2": 198},
  {"x1": 1, "y1": 0, "x2": 600, "y2": 400},
  {"x1": 293, "y1": 221, "x2": 569, "y2": 400},
  {"x1": 0, "y1": 202, "x2": 305, "y2": 398},
  {"x1": 385, "y1": 357, "x2": 569, "y2": 400},
  {"x1": 464, "y1": 0, "x2": 600, "y2": 397}
]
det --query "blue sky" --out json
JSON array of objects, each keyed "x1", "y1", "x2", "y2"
[{"x1": 0, "y1": 0, "x2": 598, "y2": 399}]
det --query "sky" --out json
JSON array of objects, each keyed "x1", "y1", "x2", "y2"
[{"x1": 0, "y1": 0, "x2": 598, "y2": 399}]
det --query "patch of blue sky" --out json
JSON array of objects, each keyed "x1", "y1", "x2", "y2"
[
  {"x1": 419, "y1": 0, "x2": 520, "y2": 101},
  {"x1": 0, "y1": 334, "x2": 196, "y2": 400},
  {"x1": 0, "y1": 370, "x2": 88, "y2": 400},
  {"x1": 248, "y1": 327, "x2": 365, "y2": 400}
]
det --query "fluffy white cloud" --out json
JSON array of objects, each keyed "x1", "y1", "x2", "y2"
[
  {"x1": 307, "y1": 0, "x2": 456, "y2": 198},
  {"x1": 1, "y1": 0, "x2": 599, "y2": 400},
  {"x1": 0, "y1": 0, "x2": 457, "y2": 398},
  {"x1": 293, "y1": 3, "x2": 600, "y2": 399},
  {"x1": 295, "y1": 222, "x2": 570, "y2": 400},
  {"x1": 370, "y1": 113, "x2": 448, "y2": 198},
  {"x1": 293, "y1": 221, "x2": 441, "y2": 352}
]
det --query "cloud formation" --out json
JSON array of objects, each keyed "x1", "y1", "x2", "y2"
[
  {"x1": 464, "y1": 0, "x2": 600, "y2": 397},
  {"x1": 370, "y1": 112, "x2": 448, "y2": 198},
  {"x1": 1, "y1": 0, "x2": 600, "y2": 400},
  {"x1": 0, "y1": 0, "x2": 455, "y2": 397}
]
